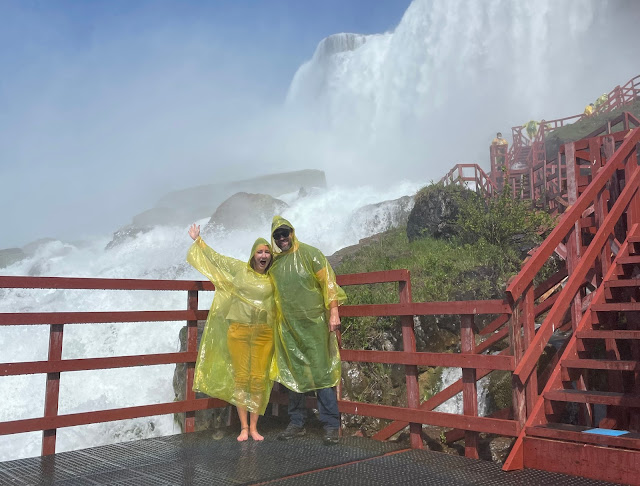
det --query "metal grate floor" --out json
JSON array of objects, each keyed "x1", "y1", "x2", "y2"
[{"x1": 0, "y1": 429, "x2": 620, "y2": 485}]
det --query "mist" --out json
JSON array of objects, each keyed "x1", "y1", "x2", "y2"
[{"x1": 1, "y1": 0, "x2": 639, "y2": 250}]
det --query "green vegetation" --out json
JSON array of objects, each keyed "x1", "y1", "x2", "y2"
[
  {"x1": 455, "y1": 185, "x2": 555, "y2": 251},
  {"x1": 336, "y1": 183, "x2": 557, "y2": 422},
  {"x1": 337, "y1": 184, "x2": 554, "y2": 351}
]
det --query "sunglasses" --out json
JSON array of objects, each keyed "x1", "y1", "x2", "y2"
[{"x1": 273, "y1": 229, "x2": 291, "y2": 240}]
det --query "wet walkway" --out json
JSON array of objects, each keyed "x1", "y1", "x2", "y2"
[{"x1": 0, "y1": 429, "x2": 618, "y2": 485}]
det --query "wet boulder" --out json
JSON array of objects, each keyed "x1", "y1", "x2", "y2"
[
  {"x1": 349, "y1": 195, "x2": 414, "y2": 241},
  {"x1": 205, "y1": 192, "x2": 288, "y2": 232},
  {"x1": 0, "y1": 248, "x2": 26, "y2": 269},
  {"x1": 406, "y1": 185, "x2": 471, "y2": 242}
]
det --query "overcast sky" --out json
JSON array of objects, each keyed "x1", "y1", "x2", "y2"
[{"x1": 0, "y1": 0, "x2": 411, "y2": 249}]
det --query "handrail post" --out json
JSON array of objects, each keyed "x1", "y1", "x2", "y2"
[
  {"x1": 399, "y1": 273, "x2": 422, "y2": 449},
  {"x1": 596, "y1": 137, "x2": 614, "y2": 281},
  {"x1": 461, "y1": 314, "x2": 478, "y2": 458},
  {"x1": 185, "y1": 290, "x2": 198, "y2": 433},
  {"x1": 522, "y1": 284, "x2": 537, "y2": 415},
  {"x1": 565, "y1": 142, "x2": 583, "y2": 331},
  {"x1": 509, "y1": 298, "x2": 526, "y2": 428},
  {"x1": 42, "y1": 324, "x2": 63, "y2": 455}
]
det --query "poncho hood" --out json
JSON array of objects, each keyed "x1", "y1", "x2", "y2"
[
  {"x1": 271, "y1": 215, "x2": 299, "y2": 254},
  {"x1": 248, "y1": 237, "x2": 272, "y2": 272}
]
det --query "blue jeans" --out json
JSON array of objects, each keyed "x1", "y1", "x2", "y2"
[{"x1": 288, "y1": 387, "x2": 340, "y2": 430}]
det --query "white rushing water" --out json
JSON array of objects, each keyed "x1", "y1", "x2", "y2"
[
  {"x1": 0, "y1": 181, "x2": 420, "y2": 461},
  {"x1": 434, "y1": 368, "x2": 490, "y2": 417}
]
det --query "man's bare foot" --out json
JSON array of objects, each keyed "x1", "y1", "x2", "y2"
[
  {"x1": 237, "y1": 427, "x2": 249, "y2": 441},
  {"x1": 250, "y1": 429, "x2": 264, "y2": 441}
]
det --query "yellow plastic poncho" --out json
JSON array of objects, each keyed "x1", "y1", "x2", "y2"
[
  {"x1": 523, "y1": 120, "x2": 539, "y2": 139},
  {"x1": 595, "y1": 93, "x2": 608, "y2": 109},
  {"x1": 268, "y1": 216, "x2": 347, "y2": 393},
  {"x1": 188, "y1": 237, "x2": 275, "y2": 415},
  {"x1": 584, "y1": 104, "x2": 594, "y2": 116}
]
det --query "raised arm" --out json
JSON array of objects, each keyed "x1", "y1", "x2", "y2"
[{"x1": 186, "y1": 224, "x2": 244, "y2": 287}]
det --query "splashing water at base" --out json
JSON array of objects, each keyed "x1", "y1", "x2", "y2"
[
  {"x1": 0, "y1": 180, "x2": 422, "y2": 460},
  {"x1": 434, "y1": 367, "x2": 490, "y2": 417}
]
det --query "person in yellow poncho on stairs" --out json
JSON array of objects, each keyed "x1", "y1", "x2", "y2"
[{"x1": 187, "y1": 223, "x2": 275, "y2": 441}]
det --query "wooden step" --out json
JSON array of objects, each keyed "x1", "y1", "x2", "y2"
[
  {"x1": 592, "y1": 302, "x2": 640, "y2": 312},
  {"x1": 616, "y1": 255, "x2": 640, "y2": 265},
  {"x1": 605, "y1": 279, "x2": 640, "y2": 288},
  {"x1": 527, "y1": 423, "x2": 640, "y2": 450},
  {"x1": 545, "y1": 389, "x2": 640, "y2": 407},
  {"x1": 562, "y1": 358, "x2": 640, "y2": 371},
  {"x1": 627, "y1": 235, "x2": 640, "y2": 244},
  {"x1": 576, "y1": 330, "x2": 640, "y2": 340}
]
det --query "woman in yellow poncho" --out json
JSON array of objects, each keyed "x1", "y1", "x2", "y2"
[{"x1": 187, "y1": 223, "x2": 275, "y2": 441}]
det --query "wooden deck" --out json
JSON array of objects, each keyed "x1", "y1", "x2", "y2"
[{"x1": 0, "y1": 428, "x2": 619, "y2": 485}]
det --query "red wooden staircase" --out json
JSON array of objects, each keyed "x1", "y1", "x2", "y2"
[
  {"x1": 502, "y1": 127, "x2": 640, "y2": 484},
  {"x1": 438, "y1": 75, "x2": 640, "y2": 482},
  {"x1": 512, "y1": 225, "x2": 640, "y2": 483}
]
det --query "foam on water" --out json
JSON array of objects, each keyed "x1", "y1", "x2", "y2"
[{"x1": 434, "y1": 367, "x2": 490, "y2": 417}]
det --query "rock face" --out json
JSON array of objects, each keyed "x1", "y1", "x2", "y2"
[
  {"x1": 205, "y1": 193, "x2": 288, "y2": 233},
  {"x1": 152, "y1": 169, "x2": 326, "y2": 227},
  {"x1": 0, "y1": 248, "x2": 26, "y2": 269},
  {"x1": 0, "y1": 238, "x2": 75, "y2": 269},
  {"x1": 406, "y1": 185, "x2": 469, "y2": 242},
  {"x1": 132, "y1": 208, "x2": 185, "y2": 228},
  {"x1": 22, "y1": 238, "x2": 57, "y2": 256},
  {"x1": 107, "y1": 169, "x2": 326, "y2": 248},
  {"x1": 328, "y1": 195, "x2": 415, "y2": 269},
  {"x1": 105, "y1": 225, "x2": 153, "y2": 251},
  {"x1": 105, "y1": 208, "x2": 186, "y2": 250},
  {"x1": 348, "y1": 196, "x2": 414, "y2": 241},
  {"x1": 327, "y1": 232, "x2": 384, "y2": 270}
]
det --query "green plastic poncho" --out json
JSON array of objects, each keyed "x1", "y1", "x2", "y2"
[
  {"x1": 268, "y1": 216, "x2": 347, "y2": 393},
  {"x1": 595, "y1": 93, "x2": 608, "y2": 109},
  {"x1": 188, "y1": 237, "x2": 275, "y2": 415}
]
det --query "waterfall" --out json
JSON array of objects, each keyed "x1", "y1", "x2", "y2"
[{"x1": 285, "y1": 0, "x2": 637, "y2": 185}]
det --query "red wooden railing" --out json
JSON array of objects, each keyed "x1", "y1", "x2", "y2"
[
  {"x1": 0, "y1": 276, "x2": 224, "y2": 455},
  {"x1": 440, "y1": 163, "x2": 497, "y2": 197},
  {"x1": 581, "y1": 74, "x2": 640, "y2": 119},
  {"x1": 338, "y1": 270, "x2": 515, "y2": 457},
  {"x1": 1, "y1": 269, "x2": 523, "y2": 459},
  {"x1": 504, "y1": 128, "x2": 640, "y2": 430},
  {"x1": 488, "y1": 74, "x2": 640, "y2": 200}
]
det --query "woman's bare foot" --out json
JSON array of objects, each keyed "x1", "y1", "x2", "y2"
[
  {"x1": 250, "y1": 429, "x2": 264, "y2": 441},
  {"x1": 237, "y1": 427, "x2": 249, "y2": 441}
]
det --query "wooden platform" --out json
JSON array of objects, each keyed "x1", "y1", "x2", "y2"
[{"x1": 0, "y1": 429, "x2": 620, "y2": 485}]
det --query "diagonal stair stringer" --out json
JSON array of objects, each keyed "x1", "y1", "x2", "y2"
[{"x1": 503, "y1": 223, "x2": 640, "y2": 481}]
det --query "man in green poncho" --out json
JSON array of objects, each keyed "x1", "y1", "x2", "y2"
[{"x1": 269, "y1": 216, "x2": 347, "y2": 445}]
